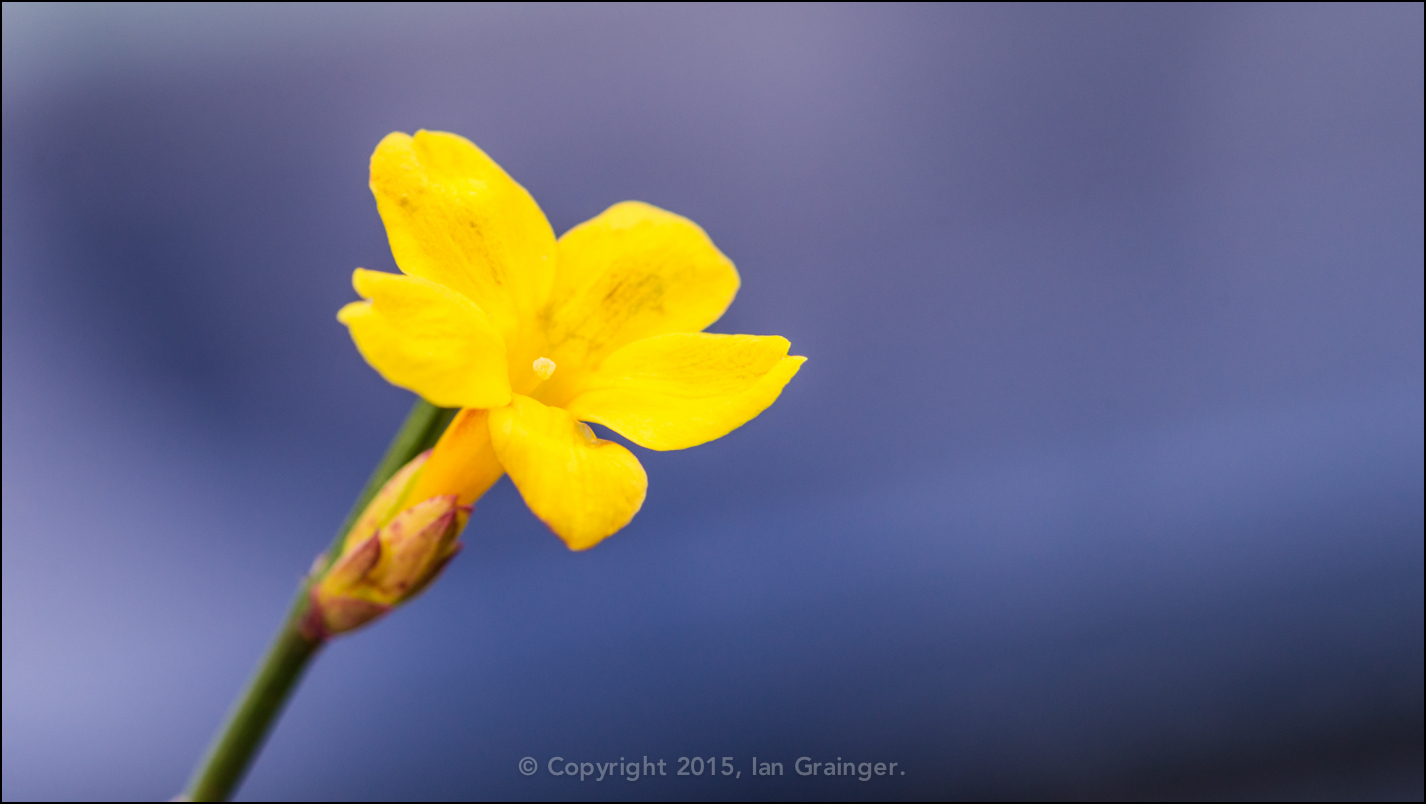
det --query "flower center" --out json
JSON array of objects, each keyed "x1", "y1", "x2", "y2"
[{"x1": 532, "y1": 357, "x2": 557, "y2": 382}]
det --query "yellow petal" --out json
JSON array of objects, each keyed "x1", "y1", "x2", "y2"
[
  {"x1": 404, "y1": 408, "x2": 505, "y2": 507},
  {"x1": 339, "y1": 269, "x2": 511, "y2": 409},
  {"x1": 370, "y1": 130, "x2": 555, "y2": 382},
  {"x1": 565, "y1": 333, "x2": 805, "y2": 451},
  {"x1": 488, "y1": 395, "x2": 647, "y2": 551},
  {"x1": 542, "y1": 202, "x2": 740, "y2": 390}
]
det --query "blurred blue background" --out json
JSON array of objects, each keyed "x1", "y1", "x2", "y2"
[{"x1": 2, "y1": 4, "x2": 1422, "y2": 801}]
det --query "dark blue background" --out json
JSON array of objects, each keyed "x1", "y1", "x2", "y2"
[{"x1": 3, "y1": 4, "x2": 1421, "y2": 800}]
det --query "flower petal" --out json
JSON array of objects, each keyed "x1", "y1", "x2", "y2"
[
  {"x1": 370, "y1": 130, "x2": 555, "y2": 377},
  {"x1": 339, "y1": 268, "x2": 511, "y2": 409},
  {"x1": 543, "y1": 202, "x2": 740, "y2": 386},
  {"x1": 488, "y1": 395, "x2": 647, "y2": 550},
  {"x1": 404, "y1": 408, "x2": 505, "y2": 507},
  {"x1": 565, "y1": 333, "x2": 805, "y2": 451}
]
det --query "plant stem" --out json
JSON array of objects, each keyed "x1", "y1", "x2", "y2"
[
  {"x1": 181, "y1": 616, "x2": 320, "y2": 802},
  {"x1": 182, "y1": 399, "x2": 456, "y2": 802}
]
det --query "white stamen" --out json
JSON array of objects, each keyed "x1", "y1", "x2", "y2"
[{"x1": 532, "y1": 357, "x2": 557, "y2": 381}]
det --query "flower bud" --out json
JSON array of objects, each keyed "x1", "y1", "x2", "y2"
[{"x1": 302, "y1": 451, "x2": 470, "y2": 638}]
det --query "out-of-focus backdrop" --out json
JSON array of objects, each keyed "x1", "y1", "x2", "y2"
[{"x1": 3, "y1": 4, "x2": 1421, "y2": 801}]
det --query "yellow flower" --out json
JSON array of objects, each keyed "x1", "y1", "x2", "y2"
[{"x1": 338, "y1": 130, "x2": 805, "y2": 550}]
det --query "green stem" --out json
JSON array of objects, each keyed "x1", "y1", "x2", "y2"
[
  {"x1": 182, "y1": 618, "x2": 320, "y2": 802},
  {"x1": 182, "y1": 399, "x2": 456, "y2": 802}
]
